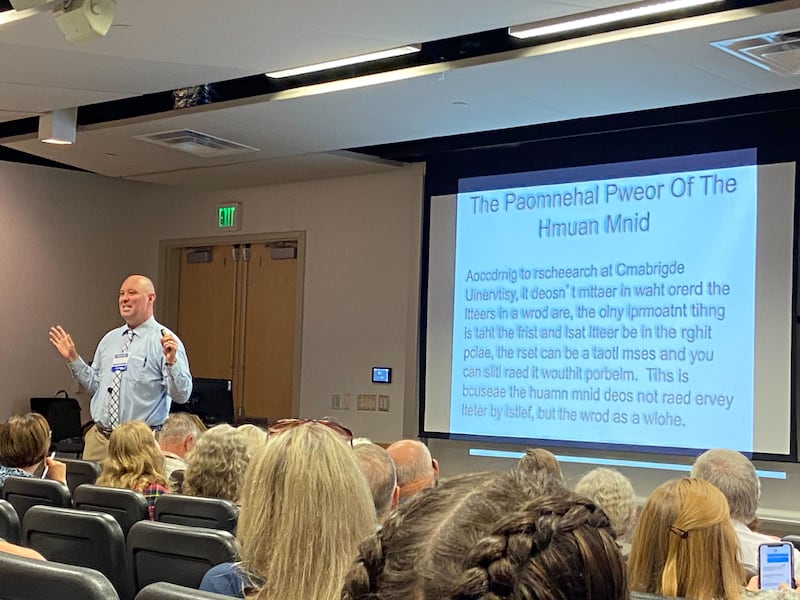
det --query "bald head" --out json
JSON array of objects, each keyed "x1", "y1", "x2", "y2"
[
  {"x1": 128, "y1": 275, "x2": 155, "y2": 292},
  {"x1": 386, "y1": 439, "x2": 439, "y2": 502},
  {"x1": 119, "y1": 274, "x2": 156, "y2": 328}
]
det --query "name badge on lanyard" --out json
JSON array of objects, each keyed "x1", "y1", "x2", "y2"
[{"x1": 111, "y1": 353, "x2": 130, "y2": 373}]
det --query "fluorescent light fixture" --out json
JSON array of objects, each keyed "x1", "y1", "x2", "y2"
[
  {"x1": 266, "y1": 44, "x2": 421, "y2": 78},
  {"x1": 509, "y1": 0, "x2": 724, "y2": 39},
  {"x1": 38, "y1": 108, "x2": 77, "y2": 145}
]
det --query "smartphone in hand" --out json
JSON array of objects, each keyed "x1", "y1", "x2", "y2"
[{"x1": 759, "y1": 542, "x2": 795, "y2": 590}]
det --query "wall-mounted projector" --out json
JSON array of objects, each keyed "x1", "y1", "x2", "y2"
[{"x1": 54, "y1": 0, "x2": 116, "y2": 42}]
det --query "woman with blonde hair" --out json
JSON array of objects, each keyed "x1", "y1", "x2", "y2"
[
  {"x1": 236, "y1": 423, "x2": 267, "y2": 454},
  {"x1": 181, "y1": 424, "x2": 250, "y2": 504},
  {"x1": 201, "y1": 419, "x2": 376, "y2": 599},
  {"x1": 95, "y1": 420, "x2": 169, "y2": 519},
  {"x1": 628, "y1": 477, "x2": 795, "y2": 600}
]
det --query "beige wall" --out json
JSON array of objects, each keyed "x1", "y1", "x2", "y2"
[{"x1": 0, "y1": 160, "x2": 423, "y2": 443}]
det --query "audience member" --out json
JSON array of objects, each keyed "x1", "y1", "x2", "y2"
[
  {"x1": 181, "y1": 424, "x2": 250, "y2": 504},
  {"x1": 386, "y1": 439, "x2": 439, "y2": 502},
  {"x1": 628, "y1": 477, "x2": 797, "y2": 600},
  {"x1": 343, "y1": 469, "x2": 626, "y2": 600},
  {"x1": 157, "y1": 413, "x2": 201, "y2": 487},
  {"x1": 353, "y1": 443, "x2": 399, "y2": 522},
  {"x1": 186, "y1": 413, "x2": 208, "y2": 435},
  {"x1": 0, "y1": 413, "x2": 66, "y2": 486},
  {"x1": 517, "y1": 447, "x2": 563, "y2": 481},
  {"x1": 236, "y1": 423, "x2": 267, "y2": 454},
  {"x1": 691, "y1": 448, "x2": 800, "y2": 577},
  {"x1": 200, "y1": 420, "x2": 375, "y2": 599},
  {"x1": 574, "y1": 467, "x2": 637, "y2": 551},
  {"x1": 95, "y1": 420, "x2": 169, "y2": 519}
]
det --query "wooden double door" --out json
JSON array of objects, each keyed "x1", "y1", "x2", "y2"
[{"x1": 175, "y1": 241, "x2": 301, "y2": 420}]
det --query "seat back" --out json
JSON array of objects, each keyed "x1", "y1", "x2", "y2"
[
  {"x1": 73, "y1": 483, "x2": 148, "y2": 537},
  {"x1": 127, "y1": 521, "x2": 239, "y2": 594},
  {"x1": 60, "y1": 458, "x2": 102, "y2": 496},
  {"x1": 0, "y1": 498, "x2": 20, "y2": 544},
  {"x1": 1, "y1": 476, "x2": 71, "y2": 523},
  {"x1": 22, "y1": 505, "x2": 131, "y2": 600},
  {"x1": 154, "y1": 495, "x2": 238, "y2": 532},
  {"x1": 0, "y1": 552, "x2": 119, "y2": 600},
  {"x1": 783, "y1": 534, "x2": 800, "y2": 550},
  {"x1": 134, "y1": 582, "x2": 237, "y2": 600}
]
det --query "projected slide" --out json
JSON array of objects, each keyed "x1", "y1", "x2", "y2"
[{"x1": 448, "y1": 150, "x2": 758, "y2": 451}]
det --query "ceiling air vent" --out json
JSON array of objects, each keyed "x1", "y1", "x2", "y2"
[
  {"x1": 712, "y1": 30, "x2": 800, "y2": 77},
  {"x1": 133, "y1": 129, "x2": 259, "y2": 158}
]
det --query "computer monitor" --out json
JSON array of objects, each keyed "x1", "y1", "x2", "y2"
[{"x1": 171, "y1": 377, "x2": 234, "y2": 426}]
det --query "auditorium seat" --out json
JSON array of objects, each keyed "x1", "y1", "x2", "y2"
[
  {"x1": 60, "y1": 458, "x2": 102, "y2": 496},
  {"x1": 73, "y1": 483, "x2": 148, "y2": 537},
  {"x1": 0, "y1": 551, "x2": 119, "y2": 600},
  {"x1": 1, "y1": 476, "x2": 71, "y2": 524},
  {"x1": 127, "y1": 521, "x2": 239, "y2": 594},
  {"x1": 22, "y1": 505, "x2": 132, "y2": 600},
  {"x1": 782, "y1": 534, "x2": 800, "y2": 550},
  {"x1": 0, "y1": 498, "x2": 20, "y2": 544},
  {"x1": 134, "y1": 582, "x2": 235, "y2": 600},
  {"x1": 154, "y1": 494, "x2": 238, "y2": 532}
]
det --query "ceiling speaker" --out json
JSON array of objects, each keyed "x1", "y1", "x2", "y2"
[{"x1": 54, "y1": 0, "x2": 116, "y2": 42}]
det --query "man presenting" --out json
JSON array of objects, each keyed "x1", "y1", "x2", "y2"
[{"x1": 49, "y1": 275, "x2": 192, "y2": 462}]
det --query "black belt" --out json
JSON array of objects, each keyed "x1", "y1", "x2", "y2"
[
  {"x1": 95, "y1": 423, "x2": 114, "y2": 439},
  {"x1": 95, "y1": 422, "x2": 162, "y2": 439}
]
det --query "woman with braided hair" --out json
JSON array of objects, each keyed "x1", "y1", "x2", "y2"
[
  {"x1": 628, "y1": 478, "x2": 799, "y2": 600},
  {"x1": 342, "y1": 469, "x2": 626, "y2": 600}
]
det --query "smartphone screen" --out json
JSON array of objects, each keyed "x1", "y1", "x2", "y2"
[{"x1": 759, "y1": 542, "x2": 795, "y2": 590}]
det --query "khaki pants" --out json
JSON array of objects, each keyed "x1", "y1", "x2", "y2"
[{"x1": 82, "y1": 424, "x2": 110, "y2": 463}]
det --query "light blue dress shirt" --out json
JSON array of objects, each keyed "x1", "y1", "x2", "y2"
[{"x1": 68, "y1": 316, "x2": 192, "y2": 427}]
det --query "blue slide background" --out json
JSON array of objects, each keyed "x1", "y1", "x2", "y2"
[{"x1": 449, "y1": 150, "x2": 757, "y2": 452}]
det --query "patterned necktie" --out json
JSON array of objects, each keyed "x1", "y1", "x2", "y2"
[{"x1": 108, "y1": 329, "x2": 134, "y2": 427}]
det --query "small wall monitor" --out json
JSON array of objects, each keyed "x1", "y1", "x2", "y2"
[{"x1": 372, "y1": 367, "x2": 392, "y2": 384}]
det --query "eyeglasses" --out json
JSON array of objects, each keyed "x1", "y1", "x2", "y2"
[{"x1": 268, "y1": 418, "x2": 354, "y2": 445}]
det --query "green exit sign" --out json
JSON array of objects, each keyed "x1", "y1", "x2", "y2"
[{"x1": 216, "y1": 203, "x2": 241, "y2": 231}]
